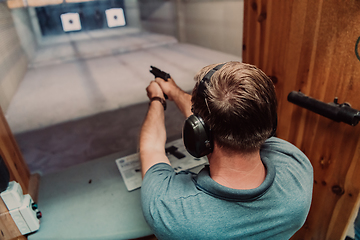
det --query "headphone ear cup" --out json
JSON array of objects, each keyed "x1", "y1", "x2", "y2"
[{"x1": 183, "y1": 115, "x2": 213, "y2": 158}]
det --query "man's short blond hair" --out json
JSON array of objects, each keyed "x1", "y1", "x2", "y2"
[{"x1": 191, "y1": 61, "x2": 277, "y2": 152}]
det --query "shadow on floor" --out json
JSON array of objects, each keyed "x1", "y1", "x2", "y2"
[{"x1": 15, "y1": 100, "x2": 185, "y2": 175}]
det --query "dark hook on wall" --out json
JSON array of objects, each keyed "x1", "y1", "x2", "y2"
[
  {"x1": 287, "y1": 91, "x2": 360, "y2": 126},
  {"x1": 356, "y1": 36, "x2": 360, "y2": 61}
]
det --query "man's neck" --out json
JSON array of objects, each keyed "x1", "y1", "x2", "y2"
[{"x1": 208, "y1": 144, "x2": 266, "y2": 190}]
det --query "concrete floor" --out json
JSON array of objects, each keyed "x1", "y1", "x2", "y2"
[
  {"x1": 6, "y1": 27, "x2": 241, "y2": 134},
  {"x1": 7, "y1": 27, "x2": 241, "y2": 175}
]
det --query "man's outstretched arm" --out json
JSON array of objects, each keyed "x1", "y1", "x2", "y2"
[
  {"x1": 155, "y1": 77, "x2": 192, "y2": 118},
  {"x1": 139, "y1": 81, "x2": 170, "y2": 178}
]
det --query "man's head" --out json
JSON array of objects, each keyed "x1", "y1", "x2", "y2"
[{"x1": 191, "y1": 61, "x2": 277, "y2": 152}]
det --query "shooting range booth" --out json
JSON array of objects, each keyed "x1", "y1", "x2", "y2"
[{"x1": 1, "y1": 0, "x2": 360, "y2": 239}]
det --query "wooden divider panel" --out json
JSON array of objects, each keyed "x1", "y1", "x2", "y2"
[
  {"x1": 0, "y1": 106, "x2": 30, "y2": 194},
  {"x1": 243, "y1": 0, "x2": 360, "y2": 239}
]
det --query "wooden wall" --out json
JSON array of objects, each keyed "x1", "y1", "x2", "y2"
[
  {"x1": 243, "y1": 0, "x2": 360, "y2": 239},
  {"x1": 0, "y1": 106, "x2": 30, "y2": 194}
]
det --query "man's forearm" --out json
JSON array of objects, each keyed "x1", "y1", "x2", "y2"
[
  {"x1": 172, "y1": 88, "x2": 192, "y2": 118},
  {"x1": 139, "y1": 100, "x2": 169, "y2": 177}
]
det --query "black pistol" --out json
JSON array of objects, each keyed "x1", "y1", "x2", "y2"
[
  {"x1": 150, "y1": 66, "x2": 171, "y2": 81},
  {"x1": 150, "y1": 66, "x2": 171, "y2": 99}
]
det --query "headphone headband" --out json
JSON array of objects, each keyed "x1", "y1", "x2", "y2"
[{"x1": 197, "y1": 63, "x2": 226, "y2": 98}]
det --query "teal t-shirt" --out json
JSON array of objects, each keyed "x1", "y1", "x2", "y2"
[{"x1": 141, "y1": 137, "x2": 313, "y2": 240}]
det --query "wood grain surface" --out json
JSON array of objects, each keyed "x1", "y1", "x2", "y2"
[
  {"x1": 243, "y1": 0, "x2": 360, "y2": 239},
  {"x1": 0, "y1": 107, "x2": 29, "y2": 194}
]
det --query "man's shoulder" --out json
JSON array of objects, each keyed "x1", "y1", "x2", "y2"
[
  {"x1": 261, "y1": 137, "x2": 313, "y2": 217},
  {"x1": 142, "y1": 163, "x2": 199, "y2": 198},
  {"x1": 261, "y1": 137, "x2": 313, "y2": 179},
  {"x1": 261, "y1": 137, "x2": 309, "y2": 161},
  {"x1": 262, "y1": 137, "x2": 301, "y2": 151}
]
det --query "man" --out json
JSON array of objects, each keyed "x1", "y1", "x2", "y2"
[{"x1": 139, "y1": 61, "x2": 313, "y2": 239}]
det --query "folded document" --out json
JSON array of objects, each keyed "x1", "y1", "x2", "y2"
[{"x1": 115, "y1": 139, "x2": 208, "y2": 191}]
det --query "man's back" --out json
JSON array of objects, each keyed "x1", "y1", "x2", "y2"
[{"x1": 141, "y1": 137, "x2": 313, "y2": 240}]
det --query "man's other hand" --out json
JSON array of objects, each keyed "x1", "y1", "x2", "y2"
[{"x1": 155, "y1": 77, "x2": 181, "y2": 101}]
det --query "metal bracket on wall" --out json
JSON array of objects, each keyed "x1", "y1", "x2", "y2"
[{"x1": 287, "y1": 91, "x2": 360, "y2": 126}]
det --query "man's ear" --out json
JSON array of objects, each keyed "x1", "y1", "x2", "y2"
[{"x1": 209, "y1": 140, "x2": 220, "y2": 156}]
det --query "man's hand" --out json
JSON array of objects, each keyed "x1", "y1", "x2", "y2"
[
  {"x1": 155, "y1": 77, "x2": 181, "y2": 101},
  {"x1": 146, "y1": 81, "x2": 164, "y2": 100}
]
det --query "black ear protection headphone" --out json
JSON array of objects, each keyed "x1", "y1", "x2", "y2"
[
  {"x1": 182, "y1": 63, "x2": 278, "y2": 158},
  {"x1": 183, "y1": 63, "x2": 226, "y2": 158}
]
